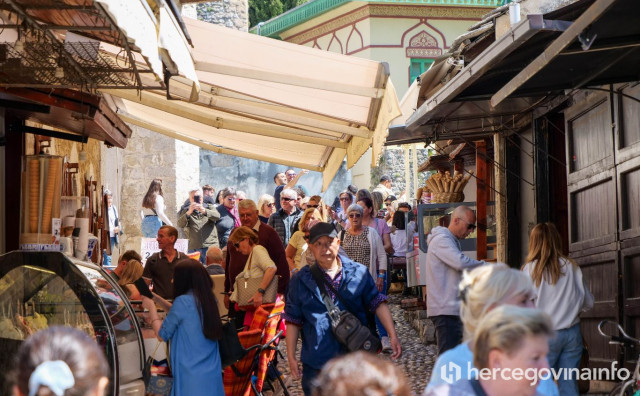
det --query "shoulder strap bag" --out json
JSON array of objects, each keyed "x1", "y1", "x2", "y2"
[
  {"x1": 235, "y1": 250, "x2": 278, "y2": 308},
  {"x1": 309, "y1": 264, "x2": 380, "y2": 353}
]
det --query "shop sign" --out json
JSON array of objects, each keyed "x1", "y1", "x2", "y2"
[{"x1": 140, "y1": 238, "x2": 188, "y2": 265}]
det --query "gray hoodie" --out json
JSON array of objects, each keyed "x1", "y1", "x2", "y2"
[{"x1": 425, "y1": 226, "x2": 485, "y2": 317}]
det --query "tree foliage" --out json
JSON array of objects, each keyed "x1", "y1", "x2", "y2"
[{"x1": 249, "y1": 0, "x2": 308, "y2": 29}]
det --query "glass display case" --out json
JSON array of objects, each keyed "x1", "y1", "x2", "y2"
[
  {"x1": 416, "y1": 201, "x2": 496, "y2": 254},
  {"x1": 0, "y1": 251, "x2": 146, "y2": 396},
  {"x1": 406, "y1": 202, "x2": 496, "y2": 287}
]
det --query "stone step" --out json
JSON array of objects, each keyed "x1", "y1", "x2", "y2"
[{"x1": 404, "y1": 309, "x2": 436, "y2": 344}]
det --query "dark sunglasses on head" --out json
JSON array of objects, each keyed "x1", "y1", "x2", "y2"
[{"x1": 348, "y1": 213, "x2": 362, "y2": 218}]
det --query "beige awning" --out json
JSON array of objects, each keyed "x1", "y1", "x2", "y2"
[{"x1": 102, "y1": 17, "x2": 401, "y2": 191}]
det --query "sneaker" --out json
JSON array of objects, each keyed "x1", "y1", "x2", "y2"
[{"x1": 381, "y1": 336, "x2": 392, "y2": 354}]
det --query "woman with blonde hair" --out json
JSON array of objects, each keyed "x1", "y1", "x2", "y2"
[
  {"x1": 426, "y1": 263, "x2": 558, "y2": 396},
  {"x1": 140, "y1": 178, "x2": 173, "y2": 237},
  {"x1": 257, "y1": 194, "x2": 275, "y2": 224},
  {"x1": 307, "y1": 195, "x2": 328, "y2": 222},
  {"x1": 427, "y1": 305, "x2": 554, "y2": 396},
  {"x1": 117, "y1": 259, "x2": 144, "y2": 300},
  {"x1": 522, "y1": 222, "x2": 593, "y2": 396},
  {"x1": 285, "y1": 208, "x2": 321, "y2": 272}
]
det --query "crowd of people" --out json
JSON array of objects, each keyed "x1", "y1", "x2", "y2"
[{"x1": 11, "y1": 169, "x2": 595, "y2": 396}]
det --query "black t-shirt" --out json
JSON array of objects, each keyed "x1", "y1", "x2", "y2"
[{"x1": 142, "y1": 251, "x2": 185, "y2": 299}]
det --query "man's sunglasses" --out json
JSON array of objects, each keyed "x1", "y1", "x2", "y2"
[
  {"x1": 339, "y1": 197, "x2": 351, "y2": 201},
  {"x1": 460, "y1": 218, "x2": 477, "y2": 231},
  {"x1": 282, "y1": 197, "x2": 295, "y2": 202}
]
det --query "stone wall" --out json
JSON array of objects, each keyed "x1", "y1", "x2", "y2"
[
  {"x1": 199, "y1": 151, "x2": 352, "y2": 206},
  {"x1": 372, "y1": 146, "x2": 433, "y2": 201},
  {"x1": 117, "y1": 122, "x2": 201, "y2": 251},
  {"x1": 195, "y1": 0, "x2": 248, "y2": 31}
]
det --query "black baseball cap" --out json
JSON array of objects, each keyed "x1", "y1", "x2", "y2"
[{"x1": 308, "y1": 222, "x2": 338, "y2": 244}]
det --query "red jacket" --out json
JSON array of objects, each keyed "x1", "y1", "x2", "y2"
[{"x1": 224, "y1": 222, "x2": 290, "y2": 295}]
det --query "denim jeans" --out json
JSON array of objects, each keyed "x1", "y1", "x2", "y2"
[
  {"x1": 375, "y1": 274, "x2": 388, "y2": 337},
  {"x1": 141, "y1": 216, "x2": 162, "y2": 238},
  {"x1": 547, "y1": 323, "x2": 583, "y2": 396},
  {"x1": 431, "y1": 315, "x2": 463, "y2": 355},
  {"x1": 301, "y1": 364, "x2": 321, "y2": 396}
]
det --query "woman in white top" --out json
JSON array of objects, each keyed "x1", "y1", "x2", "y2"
[
  {"x1": 389, "y1": 211, "x2": 413, "y2": 257},
  {"x1": 522, "y1": 222, "x2": 594, "y2": 396},
  {"x1": 140, "y1": 178, "x2": 173, "y2": 238}
]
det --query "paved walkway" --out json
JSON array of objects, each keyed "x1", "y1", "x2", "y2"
[{"x1": 276, "y1": 293, "x2": 437, "y2": 395}]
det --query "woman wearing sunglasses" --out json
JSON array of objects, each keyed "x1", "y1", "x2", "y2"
[
  {"x1": 286, "y1": 208, "x2": 322, "y2": 272},
  {"x1": 228, "y1": 226, "x2": 277, "y2": 315},
  {"x1": 257, "y1": 194, "x2": 276, "y2": 224},
  {"x1": 341, "y1": 203, "x2": 391, "y2": 352},
  {"x1": 357, "y1": 197, "x2": 393, "y2": 255},
  {"x1": 307, "y1": 195, "x2": 328, "y2": 222}
]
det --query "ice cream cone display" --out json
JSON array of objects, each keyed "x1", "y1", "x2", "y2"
[
  {"x1": 21, "y1": 155, "x2": 64, "y2": 248},
  {"x1": 425, "y1": 170, "x2": 473, "y2": 203}
]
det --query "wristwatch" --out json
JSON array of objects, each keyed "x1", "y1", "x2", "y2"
[{"x1": 257, "y1": 288, "x2": 266, "y2": 295}]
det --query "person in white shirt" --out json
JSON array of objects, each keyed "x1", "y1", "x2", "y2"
[
  {"x1": 140, "y1": 178, "x2": 173, "y2": 238},
  {"x1": 104, "y1": 189, "x2": 120, "y2": 251},
  {"x1": 522, "y1": 222, "x2": 594, "y2": 396},
  {"x1": 372, "y1": 175, "x2": 394, "y2": 200}
]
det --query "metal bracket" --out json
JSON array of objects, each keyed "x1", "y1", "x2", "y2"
[
  {"x1": 542, "y1": 19, "x2": 573, "y2": 32},
  {"x1": 578, "y1": 28, "x2": 598, "y2": 50}
]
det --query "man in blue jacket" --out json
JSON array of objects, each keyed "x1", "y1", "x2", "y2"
[{"x1": 284, "y1": 222, "x2": 402, "y2": 395}]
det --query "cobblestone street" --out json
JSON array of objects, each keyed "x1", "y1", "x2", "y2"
[{"x1": 277, "y1": 293, "x2": 437, "y2": 395}]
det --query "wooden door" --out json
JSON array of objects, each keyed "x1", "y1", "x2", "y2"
[
  {"x1": 565, "y1": 90, "x2": 619, "y2": 370},
  {"x1": 565, "y1": 83, "x2": 640, "y2": 370},
  {"x1": 615, "y1": 82, "x2": 640, "y2": 368}
]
